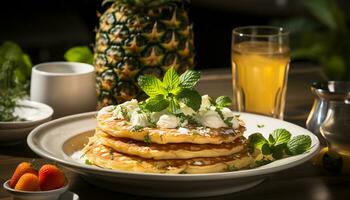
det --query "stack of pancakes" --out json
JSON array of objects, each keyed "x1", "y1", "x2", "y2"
[{"x1": 83, "y1": 113, "x2": 257, "y2": 174}]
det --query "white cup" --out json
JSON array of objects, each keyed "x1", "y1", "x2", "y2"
[{"x1": 30, "y1": 62, "x2": 97, "y2": 118}]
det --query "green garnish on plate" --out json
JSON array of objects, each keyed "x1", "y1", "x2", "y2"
[
  {"x1": 249, "y1": 128, "x2": 312, "y2": 160},
  {"x1": 138, "y1": 67, "x2": 202, "y2": 113}
]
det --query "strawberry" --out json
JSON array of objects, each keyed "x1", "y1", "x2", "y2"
[
  {"x1": 9, "y1": 162, "x2": 38, "y2": 188},
  {"x1": 14, "y1": 173, "x2": 40, "y2": 191},
  {"x1": 38, "y1": 164, "x2": 65, "y2": 190}
]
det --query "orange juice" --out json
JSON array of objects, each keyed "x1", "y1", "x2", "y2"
[{"x1": 232, "y1": 41, "x2": 290, "y2": 118}]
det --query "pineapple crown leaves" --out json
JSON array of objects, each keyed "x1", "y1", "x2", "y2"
[
  {"x1": 137, "y1": 67, "x2": 201, "y2": 113},
  {"x1": 102, "y1": 0, "x2": 189, "y2": 7}
]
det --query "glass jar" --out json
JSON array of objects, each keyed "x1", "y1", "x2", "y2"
[{"x1": 318, "y1": 82, "x2": 350, "y2": 155}]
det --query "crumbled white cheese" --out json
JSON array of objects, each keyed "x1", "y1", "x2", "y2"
[
  {"x1": 112, "y1": 99, "x2": 139, "y2": 119},
  {"x1": 130, "y1": 111, "x2": 149, "y2": 127},
  {"x1": 200, "y1": 95, "x2": 212, "y2": 110},
  {"x1": 157, "y1": 114, "x2": 180, "y2": 129},
  {"x1": 179, "y1": 102, "x2": 195, "y2": 116},
  {"x1": 193, "y1": 161, "x2": 203, "y2": 166},
  {"x1": 197, "y1": 110, "x2": 227, "y2": 128},
  {"x1": 221, "y1": 107, "x2": 239, "y2": 128},
  {"x1": 97, "y1": 105, "x2": 115, "y2": 116},
  {"x1": 178, "y1": 127, "x2": 189, "y2": 134}
]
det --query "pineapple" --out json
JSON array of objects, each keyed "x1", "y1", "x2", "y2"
[{"x1": 94, "y1": 0, "x2": 195, "y2": 109}]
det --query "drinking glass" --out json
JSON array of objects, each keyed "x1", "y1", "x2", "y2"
[{"x1": 231, "y1": 26, "x2": 290, "y2": 119}]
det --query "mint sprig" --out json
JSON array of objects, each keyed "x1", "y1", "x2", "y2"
[
  {"x1": 286, "y1": 135, "x2": 312, "y2": 155},
  {"x1": 215, "y1": 96, "x2": 232, "y2": 108},
  {"x1": 137, "y1": 67, "x2": 201, "y2": 113},
  {"x1": 249, "y1": 129, "x2": 311, "y2": 160},
  {"x1": 179, "y1": 70, "x2": 201, "y2": 89},
  {"x1": 138, "y1": 75, "x2": 166, "y2": 96},
  {"x1": 177, "y1": 88, "x2": 202, "y2": 111}
]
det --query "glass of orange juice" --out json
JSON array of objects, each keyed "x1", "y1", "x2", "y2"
[{"x1": 231, "y1": 26, "x2": 290, "y2": 119}]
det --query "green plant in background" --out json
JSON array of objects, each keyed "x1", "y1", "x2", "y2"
[
  {"x1": 0, "y1": 41, "x2": 32, "y2": 121},
  {"x1": 273, "y1": 0, "x2": 350, "y2": 81},
  {"x1": 64, "y1": 46, "x2": 93, "y2": 64}
]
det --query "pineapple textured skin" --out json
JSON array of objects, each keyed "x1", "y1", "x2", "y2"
[{"x1": 94, "y1": 0, "x2": 195, "y2": 109}]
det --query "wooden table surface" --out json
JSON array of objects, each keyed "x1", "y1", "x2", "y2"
[{"x1": 1, "y1": 66, "x2": 349, "y2": 200}]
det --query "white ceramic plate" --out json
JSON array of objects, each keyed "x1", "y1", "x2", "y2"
[
  {"x1": 0, "y1": 100, "x2": 53, "y2": 129},
  {"x1": 27, "y1": 112, "x2": 319, "y2": 198}
]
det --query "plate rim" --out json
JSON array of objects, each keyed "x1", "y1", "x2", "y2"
[
  {"x1": 0, "y1": 100, "x2": 53, "y2": 128},
  {"x1": 27, "y1": 111, "x2": 320, "y2": 181}
]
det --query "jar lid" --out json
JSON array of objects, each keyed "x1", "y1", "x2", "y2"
[{"x1": 311, "y1": 81, "x2": 350, "y2": 101}]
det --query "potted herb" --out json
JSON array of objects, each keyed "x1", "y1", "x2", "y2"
[{"x1": 0, "y1": 41, "x2": 32, "y2": 121}]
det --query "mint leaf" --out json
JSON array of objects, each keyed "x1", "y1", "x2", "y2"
[
  {"x1": 287, "y1": 135, "x2": 312, "y2": 155},
  {"x1": 248, "y1": 133, "x2": 268, "y2": 150},
  {"x1": 130, "y1": 125, "x2": 144, "y2": 132},
  {"x1": 176, "y1": 88, "x2": 201, "y2": 111},
  {"x1": 257, "y1": 124, "x2": 265, "y2": 128},
  {"x1": 271, "y1": 145, "x2": 285, "y2": 159},
  {"x1": 138, "y1": 75, "x2": 166, "y2": 97},
  {"x1": 269, "y1": 129, "x2": 292, "y2": 146},
  {"x1": 227, "y1": 165, "x2": 236, "y2": 171},
  {"x1": 64, "y1": 46, "x2": 93, "y2": 64},
  {"x1": 224, "y1": 117, "x2": 233, "y2": 127},
  {"x1": 144, "y1": 134, "x2": 152, "y2": 144},
  {"x1": 169, "y1": 97, "x2": 181, "y2": 114},
  {"x1": 163, "y1": 67, "x2": 180, "y2": 91},
  {"x1": 85, "y1": 159, "x2": 92, "y2": 165},
  {"x1": 215, "y1": 96, "x2": 232, "y2": 107},
  {"x1": 144, "y1": 94, "x2": 169, "y2": 112},
  {"x1": 179, "y1": 70, "x2": 201, "y2": 89},
  {"x1": 261, "y1": 143, "x2": 272, "y2": 155},
  {"x1": 255, "y1": 159, "x2": 272, "y2": 167}
]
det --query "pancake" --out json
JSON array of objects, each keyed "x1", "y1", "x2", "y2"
[
  {"x1": 97, "y1": 113, "x2": 246, "y2": 144},
  {"x1": 95, "y1": 129, "x2": 247, "y2": 160},
  {"x1": 83, "y1": 138, "x2": 256, "y2": 174}
]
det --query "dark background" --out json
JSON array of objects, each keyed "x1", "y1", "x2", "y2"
[{"x1": 1, "y1": 0, "x2": 349, "y2": 69}]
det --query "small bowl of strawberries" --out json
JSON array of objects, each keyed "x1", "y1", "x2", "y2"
[{"x1": 3, "y1": 162, "x2": 68, "y2": 200}]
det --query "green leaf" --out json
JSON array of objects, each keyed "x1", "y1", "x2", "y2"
[
  {"x1": 261, "y1": 143, "x2": 272, "y2": 155},
  {"x1": 248, "y1": 133, "x2": 268, "y2": 150},
  {"x1": 287, "y1": 135, "x2": 312, "y2": 155},
  {"x1": 169, "y1": 97, "x2": 181, "y2": 114},
  {"x1": 303, "y1": 0, "x2": 347, "y2": 31},
  {"x1": 0, "y1": 41, "x2": 22, "y2": 61},
  {"x1": 269, "y1": 129, "x2": 292, "y2": 146},
  {"x1": 138, "y1": 75, "x2": 166, "y2": 97},
  {"x1": 64, "y1": 46, "x2": 93, "y2": 64},
  {"x1": 85, "y1": 159, "x2": 93, "y2": 165},
  {"x1": 176, "y1": 88, "x2": 201, "y2": 111},
  {"x1": 271, "y1": 145, "x2": 286, "y2": 159},
  {"x1": 22, "y1": 54, "x2": 32, "y2": 76},
  {"x1": 144, "y1": 94, "x2": 169, "y2": 112},
  {"x1": 321, "y1": 55, "x2": 346, "y2": 80},
  {"x1": 144, "y1": 134, "x2": 152, "y2": 144},
  {"x1": 215, "y1": 96, "x2": 232, "y2": 107},
  {"x1": 179, "y1": 70, "x2": 201, "y2": 89},
  {"x1": 163, "y1": 67, "x2": 180, "y2": 92}
]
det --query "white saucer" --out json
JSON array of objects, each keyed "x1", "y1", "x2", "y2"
[
  {"x1": 0, "y1": 100, "x2": 53, "y2": 129},
  {"x1": 59, "y1": 191, "x2": 79, "y2": 200},
  {"x1": 0, "y1": 100, "x2": 53, "y2": 143}
]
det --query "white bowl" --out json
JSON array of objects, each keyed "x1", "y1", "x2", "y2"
[
  {"x1": 3, "y1": 180, "x2": 68, "y2": 200},
  {"x1": 27, "y1": 112, "x2": 320, "y2": 198},
  {"x1": 0, "y1": 100, "x2": 53, "y2": 144},
  {"x1": 0, "y1": 100, "x2": 53, "y2": 129}
]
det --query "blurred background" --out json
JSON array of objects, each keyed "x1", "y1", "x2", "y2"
[{"x1": 1, "y1": 0, "x2": 350, "y2": 80}]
